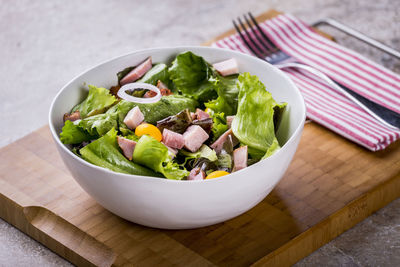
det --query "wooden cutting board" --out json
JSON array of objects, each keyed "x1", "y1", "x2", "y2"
[{"x1": 1, "y1": 10, "x2": 399, "y2": 267}]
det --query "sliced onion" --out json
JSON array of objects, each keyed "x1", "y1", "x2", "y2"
[{"x1": 117, "y1": 82, "x2": 162, "y2": 104}]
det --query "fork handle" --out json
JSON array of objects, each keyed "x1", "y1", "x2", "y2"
[{"x1": 276, "y1": 62, "x2": 400, "y2": 130}]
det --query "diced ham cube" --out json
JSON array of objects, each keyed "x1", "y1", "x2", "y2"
[
  {"x1": 163, "y1": 143, "x2": 178, "y2": 159},
  {"x1": 187, "y1": 167, "x2": 205, "y2": 180},
  {"x1": 63, "y1": 111, "x2": 81, "y2": 122},
  {"x1": 195, "y1": 108, "x2": 210, "y2": 120},
  {"x1": 212, "y1": 58, "x2": 239, "y2": 76},
  {"x1": 162, "y1": 129, "x2": 184, "y2": 149},
  {"x1": 233, "y1": 146, "x2": 248, "y2": 171},
  {"x1": 226, "y1": 115, "x2": 235, "y2": 128},
  {"x1": 183, "y1": 125, "x2": 209, "y2": 152},
  {"x1": 117, "y1": 136, "x2": 136, "y2": 160},
  {"x1": 210, "y1": 128, "x2": 233, "y2": 154},
  {"x1": 123, "y1": 106, "x2": 144, "y2": 130},
  {"x1": 120, "y1": 57, "x2": 152, "y2": 85}
]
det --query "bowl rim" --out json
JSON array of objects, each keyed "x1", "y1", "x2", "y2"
[{"x1": 49, "y1": 45, "x2": 306, "y2": 184}]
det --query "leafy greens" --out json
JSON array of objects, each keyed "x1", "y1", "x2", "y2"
[
  {"x1": 231, "y1": 72, "x2": 286, "y2": 159},
  {"x1": 60, "y1": 113, "x2": 118, "y2": 144},
  {"x1": 60, "y1": 120, "x2": 96, "y2": 144},
  {"x1": 72, "y1": 85, "x2": 116, "y2": 118},
  {"x1": 137, "y1": 63, "x2": 171, "y2": 87},
  {"x1": 209, "y1": 111, "x2": 228, "y2": 142},
  {"x1": 168, "y1": 51, "x2": 218, "y2": 102},
  {"x1": 107, "y1": 95, "x2": 198, "y2": 132},
  {"x1": 80, "y1": 128, "x2": 160, "y2": 177},
  {"x1": 132, "y1": 135, "x2": 189, "y2": 180},
  {"x1": 205, "y1": 74, "x2": 239, "y2": 115},
  {"x1": 180, "y1": 145, "x2": 218, "y2": 165}
]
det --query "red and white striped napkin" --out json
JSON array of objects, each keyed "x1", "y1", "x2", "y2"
[{"x1": 211, "y1": 13, "x2": 400, "y2": 151}]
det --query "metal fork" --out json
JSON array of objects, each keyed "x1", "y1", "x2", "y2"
[{"x1": 233, "y1": 12, "x2": 400, "y2": 130}]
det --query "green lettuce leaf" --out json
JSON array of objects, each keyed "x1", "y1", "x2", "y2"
[
  {"x1": 262, "y1": 138, "x2": 280, "y2": 159},
  {"x1": 205, "y1": 74, "x2": 239, "y2": 115},
  {"x1": 72, "y1": 85, "x2": 116, "y2": 118},
  {"x1": 106, "y1": 95, "x2": 197, "y2": 131},
  {"x1": 180, "y1": 145, "x2": 218, "y2": 165},
  {"x1": 79, "y1": 128, "x2": 160, "y2": 177},
  {"x1": 126, "y1": 89, "x2": 147, "y2": 98},
  {"x1": 209, "y1": 111, "x2": 228, "y2": 142},
  {"x1": 60, "y1": 112, "x2": 118, "y2": 144},
  {"x1": 132, "y1": 135, "x2": 189, "y2": 180},
  {"x1": 231, "y1": 73, "x2": 286, "y2": 159},
  {"x1": 162, "y1": 161, "x2": 190, "y2": 180},
  {"x1": 124, "y1": 133, "x2": 140, "y2": 142},
  {"x1": 78, "y1": 113, "x2": 118, "y2": 136},
  {"x1": 273, "y1": 102, "x2": 287, "y2": 133},
  {"x1": 60, "y1": 120, "x2": 96, "y2": 144},
  {"x1": 137, "y1": 63, "x2": 171, "y2": 87},
  {"x1": 168, "y1": 51, "x2": 218, "y2": 102}
]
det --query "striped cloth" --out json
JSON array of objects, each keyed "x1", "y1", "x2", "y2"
[{"x1": 211, "y1": 13, "x2": 400, "y2": 151}]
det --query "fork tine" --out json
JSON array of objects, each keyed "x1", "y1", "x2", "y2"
[
  {"x1": 248, "y1": 12, "x2": 277, "y2": 50},
  {"x1": 237, "y1": 16, "x2": 265, "y2": 57},
  {"x1": 232, "y1": 19, "x2": 261, "y2": 57},
  {"x1": 243, "y1": 13, "x2": 274, "y2": 54}
]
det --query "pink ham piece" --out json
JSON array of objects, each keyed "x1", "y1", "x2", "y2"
[
  {"x1": 187, "y1": 167, "x2": 205, "y2": 180},
  {"x1": 212, "y1": 58, "x2": 239, "y2": 76},
  {"x1": 210, "y1": 128, "x2": 233, "y2": 154},
  {"x1": 163, "y1": 144, "x2": 178, "y2": 159},
  {"x1": 195, "y1": 108, "x2": 210, "y2": 120},
  {"x1": 233, "y1": 146, "x2": 248, "y2": 171},
  {"x1": 183, "y1": 125, "x2": 209, "y2": 152},
  {"x1": 120, "y1": 57, "x2": 152, "y2": 85},
  {"x1": 162, "y1": 129, "x2": 184, "y2": 149},
  {"x1": 123, "y1": 106, "x2": 144, "y2": 130},
  {"x1": 226, "y1": 115, "x2": 235, "y2": 128},
  {"x1": 63, "y1": 111, "x2": 81, "y2": 122},
  {"x1": 117, "y1": 136, "x2": 136, "y2": 160}
]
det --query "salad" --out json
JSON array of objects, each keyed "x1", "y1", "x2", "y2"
[{"x1": 60, "y1": 51, "x2": 286, "y2": 180}]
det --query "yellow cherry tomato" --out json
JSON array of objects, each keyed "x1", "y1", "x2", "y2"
[
  {"x1": 205, "y1": 170, "x2": 230, "y2": 179},
  {"x1": 135, "y1": 123, "x2": 162, "y2": 142}
]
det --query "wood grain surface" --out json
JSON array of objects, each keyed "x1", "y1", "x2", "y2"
[{"x1": 1, "y1": 10, "x2": 399, "y2": 267}]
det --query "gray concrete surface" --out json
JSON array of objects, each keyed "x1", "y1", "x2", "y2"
[{"x1": 0, "y1": 0, "x2": 399, "y2": 266}]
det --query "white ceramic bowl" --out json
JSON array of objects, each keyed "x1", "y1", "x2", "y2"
[{"x1": 49, "y1": 46, "x2": 306, "y2": 229}]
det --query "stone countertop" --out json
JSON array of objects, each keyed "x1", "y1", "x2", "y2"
[{"x1": 0, "y1": 0, "x2": 399, "y2": 266}]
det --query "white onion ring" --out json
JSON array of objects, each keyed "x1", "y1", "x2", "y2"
[{"x1": 117, "y1": 82, "x2": 162, "y2": 104}]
